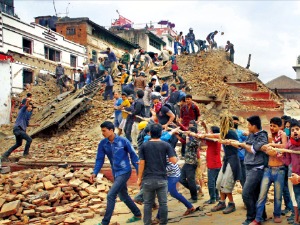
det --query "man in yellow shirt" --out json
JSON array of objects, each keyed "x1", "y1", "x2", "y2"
[
  {"x1": 120, "y1": 68, "x2": 128, "y2": 91},
  {"x1": 118, "y1": 92, "x2": 131, "y2": 135}
]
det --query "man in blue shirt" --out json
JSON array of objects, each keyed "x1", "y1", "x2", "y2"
[
  {"x1": 101, "y1": 70, "x2": 114, "y2": 100},
  {"x1": 90, "y1": 121, "x2": 142, "y2": 225},
  {"x1": 100, "y1": 48, "x2": 118, "y2": 79},
  {"x1": 2, "y1": 98, "x2": 39, "y2": 159}
]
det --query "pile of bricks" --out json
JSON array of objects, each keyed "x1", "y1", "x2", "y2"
[{"x1": 0, "y1": 166, "x2": 119, "y2": 225}]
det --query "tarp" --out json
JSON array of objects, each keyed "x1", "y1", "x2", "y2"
[{"x1": 0, "y1": 54, "x2": 14, "y2": 62}]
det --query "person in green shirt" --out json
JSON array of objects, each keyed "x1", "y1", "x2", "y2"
[{"x1": 122, "y1": 49, "x2": 131, "y2": 70}]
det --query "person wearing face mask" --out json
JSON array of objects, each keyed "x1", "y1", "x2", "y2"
[{"x1": 285, "y1": 120, "x2": 291, "y2": 138}]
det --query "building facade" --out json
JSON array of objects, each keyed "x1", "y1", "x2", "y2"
[
  {"x1": 111, "y1": 28, "x2": 166, "y2": 54},
  {"x1": 54, "y1": 17, "x2": 138, "y2": 61},
  {"x1": 0, "y1": 12, "x2": 87, "y2": 93},
  {"x1": 149, "y1": 27, "x2": 176, "y2": 52}
]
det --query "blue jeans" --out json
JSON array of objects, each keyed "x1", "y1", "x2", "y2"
[
  {"x1": 243, "y1": 167, "x2": 265, "y2": 222},
  {"x1": 3, "y1": 126, "x2": 32, "y2": 157},
  {"x1": 283, "y1": 165, "x2": 293, "y2": 212},
  {"x1": 255, "y1": 167, "x2": 285, "y2": 222},
  {"x1": 293, "y1": 184, "x2": 300, "y2": 217},
  {"x1": 143, "y1": 179, "x2": 168, "y2": 225},
  {"x1": 208, "y1": 168, "x2": 221, "y2": 201},
  {"x1": 186, "y1": 40, "x2": 195, "y2": 53},
  {"x1": 156, "y1": 176, "x2": 192, "y2": 219},
  {"x1": 114, "y1": 113, "x2": 122, "y2": 128},
  {"x1": 180, "y1": 164, "x2": 198, "y2": 200},
  {"x1": 102, "y1": 172, "x2": 141, "y2": 225},
  {"x1": 174, "y1": 41, "x2": 183, "y2": 55},
  {"x1": 104, "y1": 86, "x2": 113, "y2": 100},
  {"x1": 79, "y1": 81, "x2": 85, "y2": 89}
]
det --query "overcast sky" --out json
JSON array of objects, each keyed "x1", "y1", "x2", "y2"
[{"x1": 14, "y1": 0, "x2": 300, "y2": 83}]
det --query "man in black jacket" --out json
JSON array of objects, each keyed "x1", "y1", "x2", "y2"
[
  {"x1": 231, "y1": 116, "x2": 268, "y2": 225},
  {"x1": 124, "y1": 90, "x2": 145, "y2": 146}
]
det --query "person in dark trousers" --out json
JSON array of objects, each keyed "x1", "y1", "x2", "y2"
[
  {"x1": 88, "y1": 59, "x2": 98, "y2": 81},
  {"x1": 179, "y1": 126, "x2": 200, "y2": 203},
  {"x1": 230, "y1": 115, "x2": 268, "y2": 225},
  {"x1": 137, "y1": 123, "x2": 177, "y2": 225},
  {"x1": 2, "y1": 98, "x2": 39, "y2": 160},
  {"x1": 124, "y1": 90, "x2": 145, "y2": 145},
  {"x1": 90, "y1": 121, "x2": 142, "y2": 225},
  {"x1": 225, "y1": 41, "x2": 235, "y2": 63},
  {"x1": 101, "y1": 70, "x2": 114, "y2": 101},
  {"x1": 232, "y1": 116, "x2": 247, "y2": 187}
]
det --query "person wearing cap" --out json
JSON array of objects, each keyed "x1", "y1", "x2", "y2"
[
  {"x1": 134, "y1": 71, "x2": 147, "y2": 91},
  {"x1": 206, "y1": 31, "x2": 218, "y2": 50},
  {"x1": 186, "y1": 28, "x2": 196, "y2": 54}
]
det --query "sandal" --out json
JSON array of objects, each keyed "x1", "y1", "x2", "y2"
[
  {"x1": 151, "y1": 218, "x2": 160, "y2": 224},
  {"x1": 183, "y1": 207, "x2": 196, "y2": 216},
  {"x1": 126, "y1": 216, "x2": 142, "y2": 223}
]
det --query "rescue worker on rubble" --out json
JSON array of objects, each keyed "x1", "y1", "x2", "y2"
[{"x1": 2, "y1": 98, "x2": 40, "y2": 160}]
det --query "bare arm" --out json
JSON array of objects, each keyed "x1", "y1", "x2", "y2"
[
  {"x1": 137, "y1": 160, "x2": 145, "y2": 187},
  {"x1": 169, "y1": 156, "x2": 177, "y2": 164}
]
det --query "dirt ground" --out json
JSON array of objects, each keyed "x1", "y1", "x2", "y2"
[{"x1": 82, "y1": 183, "x2": 290, "y2": 225}]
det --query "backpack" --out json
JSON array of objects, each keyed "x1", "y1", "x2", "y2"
[{"x1": 163, "y1": 102, "x2": 177, "y2": 121}]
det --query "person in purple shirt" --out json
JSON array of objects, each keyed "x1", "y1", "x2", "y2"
[
  {"x1": 100, "y1": 47, "x2": 118, "y2": 79},
  {"x1": 90, "y1": 121, "x2": 142, "y2": 225},
  {"x1": 2, "y1": 98, "x2": 39, "y2": 160}
]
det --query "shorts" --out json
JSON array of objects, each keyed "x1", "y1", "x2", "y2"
[
  {"x1": 216, "y1": 164, "x2": 235, "y2": 193},
  {"x1": 119, "y1": 118, "x2": 127, "y2": 130},
  {"x1": 114, "y1": 114, "x2": 122, "y2": 128}
]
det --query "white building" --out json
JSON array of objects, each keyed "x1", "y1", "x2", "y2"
[
  {"x1": 0, "y1": 12, "x2": 88, "y2": 125},
  {"x1": 0, "y1": 12, "x2": 87, "y2": 93}
]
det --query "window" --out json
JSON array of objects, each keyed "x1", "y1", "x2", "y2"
[
  {"x1": 66, "y1": 27, "x2": 76, "y2": 35},
  {"x1": 70, "y1": 55, "x2": 77, "y2": 68},
  {"x1": 130, "y1": 34, "x2": 139, "y2": 45},
  {"x1": 23, "y1": 38, "x2": 32, "y2": 54},
  {"x1": 149, "y1": 38, "x2": 161, "y2": 50},
  {"x1": 23, "y1": 70, "x2": 33, "y2": 86},
  {"x1": 298, "y1": 55, "x2": 300, "y2": 65},
  {"x1": 92, "y1": 50, "x2": 97, "y2": 62},
  {"x1": 44, "y1": 46, "x2": 61, "y2": 62}
]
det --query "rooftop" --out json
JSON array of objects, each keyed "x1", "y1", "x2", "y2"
[
  {"x1": 265, "y1": 75, "x2": 300, "y2": 89},
  {"x1": 56, "y1": 17, "x2": 139, "y2": 48}
]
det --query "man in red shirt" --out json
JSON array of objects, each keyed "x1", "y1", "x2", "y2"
[
  {"x1": 201, "y1": 125, "x2": 222, "y2": 204},
  {"x1": 179, "y1": 94, "x2": 200, "y2": 127}
]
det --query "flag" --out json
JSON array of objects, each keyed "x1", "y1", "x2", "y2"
[{"x1": 111, "y1": 15, "x2": 133, "y2": 27}]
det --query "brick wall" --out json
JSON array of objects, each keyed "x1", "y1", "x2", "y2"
[{"x1": 56, "y1": 22, "x2": 88, "y2": 46}]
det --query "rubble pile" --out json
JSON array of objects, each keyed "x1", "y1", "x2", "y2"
[
  {"x1": 0, "y1": 166, "x2": 125, "y2": 225},
  {"x1": 175, "y1": 50, "x2": 283, "y2": 125}
]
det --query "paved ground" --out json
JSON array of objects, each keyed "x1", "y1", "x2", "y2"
[{"x1": 83, "y1": 184, "x2": 290, "y2": 225}]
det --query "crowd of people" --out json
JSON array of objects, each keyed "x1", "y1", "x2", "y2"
[{"x1": 90, "y1": 100, "x2": 300, "y2": 225}]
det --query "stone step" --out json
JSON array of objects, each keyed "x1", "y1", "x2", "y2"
[
  {"x1": 243, "y1": 92, "x2": 270, "y2": 99},
  {"x1": 239, "y1": 100, "x2": 281, "y2": 108},
  {"x1": 227, "y1": 82, "x2": 258, "y2": 91}
]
